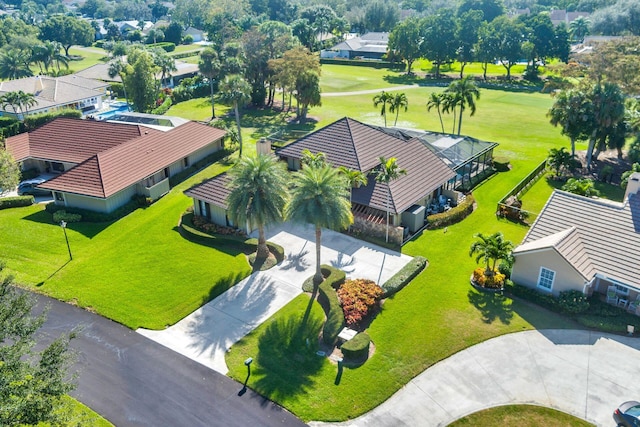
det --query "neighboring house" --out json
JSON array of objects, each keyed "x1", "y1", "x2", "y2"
[
  {"x1": 0, "y1": 75, "x2": 109, "y2": 119},
  {"x1": 549, "y1": 9, "x2": 590, "y2": 26},
  {"x1": 75, "y1": 59, "x2": 198, "y2": 88},
  {"x1": 321, "y1": 32, "x2": 389, "y2": 60},
  {"x1": 511, "y1": 174, "x2": 640, "y2": 308},
  {"x1": 184, "y1": 27, "x2": 206, "y2": 43},
  {"x1": 186, "y1": 117, "x2": 459, "y2": 243},
  {"x1": 5, "y1": 117, "x2": 226, "y2": 213}
]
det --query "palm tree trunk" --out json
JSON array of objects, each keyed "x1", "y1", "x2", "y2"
[
  {"x1": 437, "y1": 109, "x2": 444, "y2": 133},
  {"x1": 460, "y1": 63, "x2": 465, "y2": 79},
  {"x1": 452, "y1": 107, "x2": 457, "y2": 134},
  {"x1": 394, "y1": 109, "x2": 399, "y2": 126},
  {"x1": 383, "y1": 108, "x2": 387, "y2": 127},
  {"x1": 385, "y1": 188, "x2": 390, "y2": 243},
  {"x1": 234, "y1": 102, "x2": 243, "y2": 157},
  {"x1": 257, "y1": 225, "x2": 269, "y2": 258},
  {"x1": 586, "y1": 130, "x2": 597, "y2": 170},
  {"x1": 458, "y1": 108, "x2": 464, "y2": 136},
  {"x1": 570, "y1": 137, "x2": 576, "y2": 157},
  {"x1": 314, "y1": 225, "x2": 323, "y2": 285},
  {"x1": 482, "y1": 63, "x2": 488, "y2": 81},
  {"x1": 209, "y1": 80, "x2": 216, "y2": 119}
]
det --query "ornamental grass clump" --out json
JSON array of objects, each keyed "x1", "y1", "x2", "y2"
[{"x1": 337, "y1": 279, "x2": 383, "y2": 326}]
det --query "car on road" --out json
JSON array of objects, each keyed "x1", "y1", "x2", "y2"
[
  {"x1": 17, "y1": 178, "x2": 52, "y2": 197},
  {"x1": 614, "y1": 401, "x2": 640, "y2": 426}
]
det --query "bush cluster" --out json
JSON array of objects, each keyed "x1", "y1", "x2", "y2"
[
  {"x1": 44, "y1": 195, "x2": 147, "y2": 223},
  {"x1": 191, "y1": 215, "x2": 247, "y2": 237},
  {"x1": 244, "y1": 238, "x2": 284, "y2": 263},
  {"x1": 381, "y1": 256, "x2": 426, "y2": 298},
  {"x1": 0, "y1": 116, "x2": 22, "y2": 138},
  {"x1": 0, "y1": 196, "x2": 33, "y2": 210},
  {"x1": 52, "y1": 210, "x2": 82, "y2": 223},
  {"x1": 337, "y1": 279, "x2": 383, "y2": 326},
  {"x1": 340, "y1": 332, "x2": 371, "y2": 362},
  {"x1": 147, "y1": 42, "x2": 175, "y2": 52},
  {"x1": 427, "y1": 193, "x2": 475, "y2": 229},
  {"x1": 151, "y1": 96, "x2": 172, "y2": 115},
  {"x1": 316, "y1": 266, "x2": 346, "y2": 345},
  {"x1": 472, "y1": 267, "x2": 506, "y2": 289}
]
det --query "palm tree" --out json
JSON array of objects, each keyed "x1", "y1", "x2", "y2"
[
  {"x1": 445, "y1": 76, "x2": 480, "y2": 136},
  {"x1": 285, "y1": 164, "x2": 353, "y2": 285},
  {"x1": 0, "y1": 91, "x2": 36, "y2": 119},
  {"x1": 469, "y1": 232, "x2": 514, "y2": 277},
  {"x1": 547, "y1": 147, "x2": 573, "y2": 178},
  {"x1": 562, "y1": 178, "x2": 600, "y2": 197},
  {"x1": 375, "y1": 157, "x2": 407, "y2": 243},
  {"x1": 548, "y1": 88, "x2": 593, "y2": 157},
  {"x1": 338, "y1": 166, "x2": 368, "y2": 204},
  {"x1": 219, "y1": 74, "x2": 251, "y2": 158},
  {"x1": 373, "y1": 91, "x2": 393, "y2": 127},
  {"x1": 151, "y1": 48, "x2": 177, "y2": 88},
  {"x1": 0, "y1": 49, "x2": 33, "y2": 80},
  {"x1": 16, "y1": 91, "x2": 36, "y2": 117},
  {"x1": 108, "y1": 59, "x2": 130, "y2": 110},
  {"x1": 441, "y1": 92, "x2": 458, "y2": 134},
  {"x1": 586, "y1": 82, "x2": 625, "y2": 169},
  {"x1": 427, "y1": 92, "x2": 445, "y2": 133},
  {"x1": 198, "y1": 48, "x2": 222, "y2": 119},
  {"x1": 389, "y1": 92, "x2": 408, "y2": 127},
  {"x1": 301, "y1": 149, "x2": 327, "y2": 168},
  {"x1": 570, "y1": 17, "x2": 590, "y2": 43},
  {"x1": 227, "y1": 154, "x2": 289, "y2": 259}
]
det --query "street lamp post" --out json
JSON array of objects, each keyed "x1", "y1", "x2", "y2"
[{"x1": 60, "y1": 220, "x2": 72, "y2": 261}]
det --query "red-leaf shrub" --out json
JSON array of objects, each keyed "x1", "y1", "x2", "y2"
[{"x1": 337, "y1": 279, "x2": 383, "y2": 326}]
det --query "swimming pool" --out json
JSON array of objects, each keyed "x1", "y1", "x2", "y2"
[{"x1": 96, "y1": 103, "x2": 130, "y2": 120}]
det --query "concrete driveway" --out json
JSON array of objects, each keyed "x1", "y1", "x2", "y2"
[
  {"x1": 138, "y1": 223, "x2": 412, "y2": 374},
  {"x1": 310, "y1": 329, "x2": 640, "y2": 427}
]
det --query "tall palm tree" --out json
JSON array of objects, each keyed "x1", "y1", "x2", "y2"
[
  {"x1": 375, "y1": 157, "x2": 407, "y2": 243},
  {"x1": 108, "y1": 59, "x2": 130, "y2": 110},
  {"x1": 0, "y1": 91, "x2": 36, "y2": 119},
  {"x1": 426, "y1": 92, "x2": 445, "y2": 133},
  {"x1": 445, "y1": 76, "x2": 480, "y2": 136},
  {"x1": 338, "y1": 166, "x2": 368, "y2": 205},
  {"x1": 389, "y1": 92, "x2": 408, "y2": 127},
  {"x1": 198, "y1": 48, "x2": 222, "y2": 119},
  {"x1": 586, "y1": 82, "x2": 625, "y2": 169},
  {"x1": 441, "y1": 92, "x2": 458, "y2": 134},
  {"x1": 151, "y1": 48, "x2": 177, "y2": 88},
  {"x1": 569, "y1": 17, "x2": 590, "y2": 43},
  {"x1": 219, "y1": 74, "x2": 251, "y2": 158},
  {"x1": 286, "y1": 164, "x2": 352, "y2": 285},
  {"x1": 0, "y1": 49, "x2": 33, "y2": 80},
  {"x1": 548, "y1": 88, "x2": 593, "y2": 157},
  {"x1": 16, "y1": 91, "x2": 36, "y2": 117},
  {"x1": 469, "y1": 232, "x2": 514, "y2": 277},
  {"x1": 227, "y1": 154, "x2": 289, "y2": 259},
  {"x1": 373, "y1": 91, "x2": 393, "y2": 127}
]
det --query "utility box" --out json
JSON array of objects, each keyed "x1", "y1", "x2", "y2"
[{"x1": 402, "y1": 204, "x2": 426, "y2": 233}]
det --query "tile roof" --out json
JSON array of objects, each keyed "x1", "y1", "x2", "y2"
[
  {"x1": 516, "y1": 190, "x2": 640, "y2": 288},
  {"x1": 184, "y1": 172, "x2": 232, "y2": 209},
  {"x1": 39, "y1": 121, "x2": 226, "y2": 198},
  {"x1": 276, "y1": 117, "x2": 456, "y2": 213}
]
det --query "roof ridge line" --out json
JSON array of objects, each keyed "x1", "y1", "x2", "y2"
[{"x1": 344, "y1": 117, "x2": 364, "y2": 172}]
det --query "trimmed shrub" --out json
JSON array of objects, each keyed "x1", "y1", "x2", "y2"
[
  {"x1": 182, "y1": 34, "x2": 194, "y2": 44},
  {"x1": 151, "y1": 96, "x2": 172, "y2": 115},
  {"x1": 147, "y1": 42, "x2": 175, "y2": 52},
  {"x1": 191, "y1": 214, "x2": 247, "y2": 237},
  {"x1": 473, "y1": 268, "x2": 506, "y2": 289},
  {"x1": 244, "y1": 238, "x2": 284, "y2": 263},
  {"x1": 427, "y1": 193, "x2": 475, "y2": 229},
  {"x1": 53, "y1": 210, "x2": 82, "y2": 223},
  {"x1": 319, "y1": 58, "x2": 404, "y2": 70},
  {"x1": 24, "y1": 109, "x2": 82, "y2": 131},
  {"x1": 341, "y1": 332, "x2": 371, "y2": 362},
  {"x1": 315, "y1": 265, "x2": 346, "y2": 345},
  {"x1": 337, "y1": 279, "x2": 383, "y2": 326},
  {"x1": 557, "y1": 290, "x2": 590, "y2": 314},
  {"x1": 493, "y1": 156, "x2": 511, "y2": 172},
  {"x1": 0, "y1": 196, "x2": 34, "y2": 210},
  {"x1": 44, "y1": 195, "x2": 146, "y2": 223},
  {"x1": 109, "y1": 82, "x2": 125, "y2": 98},
  {"x1": 381, "y1": 256, "x2": 426, "y2": 298}
]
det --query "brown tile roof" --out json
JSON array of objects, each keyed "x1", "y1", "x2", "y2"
[
  {"x1": 276, "y1": 117, "x2": 455, "y2": 213},
  {"x1": 516, "y1": 190, "x2": 640, "y2": 289},
  {"x1": 184, "y1": 172, "x2": 232, "y2": 209},
  {"x1": 40, "y1": 121, "x2": 226, "y2": 198}
]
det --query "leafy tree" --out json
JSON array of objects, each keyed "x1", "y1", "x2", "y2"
[
  {"x1": 586, "y1": 82, "x2": 626, "y2": 168},
  {"x1": 363, "y1": 1, "x2": 399, "y2": 32},
  {"x1": 0, "y1": 49, "x2": 32, "y2": 80},
  {"x1": 151, "y1": 48, "x2": 176, "y2": 87},
  {"x1": 570, "y1": 16, "x2": 590, "y2": 42},
  {"x1": 39, "y1": 15, "x2": 94, "y2": 57},
  {"x1": 198, "y1": 48, "x2": 222, "y2": 119},
  {"x1": 475, "y1": 21, "x2": 500, "y2": 81},
  {"x1": 241, "y1": 29, "x2": 269, "y2": 106},
  {"x1": 469, "y1": 232, "x2": 514, "y2": 277},
  {"x1": 444, "y1": 76, "x2": 480, "y2": 135},
  {"x1": 389, "y1": 92, "x2": 408, "y2": 127},
  {"x1": 301, "y1": 149, "x2": 327, "y2": 168},
  {"x1": 257, "y1": 21, "x2": 296, "y2": 106},
  {"x1": 562, "y1": 178, "x2": 600, "y2": 197},
  {"x1": 548, "y1": 88, "x2": 593, "y2": 158},
  {"x1": 227, "y1": 154, "x2": 289, "y2": 259},
  {"x1": 552, "y1": 23, "x2": 571, "y2": 64},
  {"x1": 219, "y1": 74, "x2": 251, "y2": 157},
  {"x1": 420, "y1": 11, "x2": 458, "y2": 79},
  {"x1": 108, "y1": 59, "x2": 130, "y2": 109},
  {"x1": 122, "y1": 48, "x2": 158, "y2": 112},
  {"x1": 286, "y1": 164, "x2": 352, "y2": 285},
  {"x1": 291, "y1": 18, "x2": 316, "y2": 51},
  {"x1": 163, "y1": 22, "x2": 183, "y2": 45},
  {"x1": 457, "y1": 0, "x2": 505, "y2": 22},
  {"x1": 0, "y1": 149, "x2": 20, "y2": 193},
  {"x1": 621, "y1": 163, "x2": 640, "y2": 189},
  {"x1": 388, "y1": 18, "x2": 422, "y2": 74},
  {"x1": 547, "y1": 147, "x2": 573, "y2": 177},
  {"x1": 220, "y1": 42, "x2": 246, "y2": 77},
  {"x1": 269, "y1": 46, "x2": 320, "y2": 112},
  {"x1": 145, "y1": 28, "x2": 163, "y2": 44},
  {"x1": 427, "y1": 92, "x2": 445, "y2": 133},
  {"x1": 373, "y1": 91, "x2": 393, "y2": 127},
  {"x1": 300, "y1": 4, "x2": 337, "y2": 42},
  {"x1": 173, "y1": 0, "x2": 209, "y2": 28},
  {"x1": 456, "y1": 10, "x2": 483, "y2": 78},
  {"x1": 375, "y1": 157, "x2": 406, "y2": 243},
  {"x1": 0, "y1": 266, "x2": 76, "y2": 426},
  {"x1": 492, "y1": 15, "x2": 525, "y2": 80},
  {"x1": 581, "y1": 37, "x2": 640, "y2": 96},
  {"x1": 149, "y1": 0, "x2": 168, "y2": 23},
  {"x1": 295, "y1": 70, "x2": 321, "y2": 121}
]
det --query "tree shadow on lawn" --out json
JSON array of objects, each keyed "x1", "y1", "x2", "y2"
[
  {"x1": 200, "y1": 270, "x2": 251, "y2": 306},
  {"x1": 173, "y1": 225, "x2": 247, "y2": 257},
  {"x1": 21, "y1": 210, "x2": 112, "y2": 239},
  {"x1": 468, "y1": 288, "x2": 514, "y2": 325},
  {"x1": 253, "y1": 313, "x2": 325, "y2": 402}
]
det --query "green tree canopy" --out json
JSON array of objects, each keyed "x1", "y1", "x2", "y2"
[
  {"x1": 39, "y1": 15, "x2": 94, "y2": 56},
  {"x1": 122, "y1": 47, "x2": 158, "y2": 113},
  {"x1": 420, "y1": 10, "x2": 458, "y2": 79},
  {"x1": 219, "y1": 74, "x2": 251, "y2": 157},
  {"x1": 376, "y1": 157, "x2": 406, "y2": 243},
  {"x1": 198, "y1": 48, "x2": 222, "y2": 119},
  {"x1": 548, "y1": 88, "x2": 594, "y2": 157},
  {"x1": 0, "y1": 149, "x2": 20, "y2": 193},
  {"x1": 388, "y1": 18, "x2": 422, "y2": 74}
]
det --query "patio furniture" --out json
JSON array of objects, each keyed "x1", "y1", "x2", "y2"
[
  {"x1": 628, "y1": 295, "x2": 640, "y2": 313},
  {"x1": 618, "y1": 297, "x2": 629, "y2": 308},
  {"x1": 606, "y1": 286, "x2": 618, "y2": 305}
]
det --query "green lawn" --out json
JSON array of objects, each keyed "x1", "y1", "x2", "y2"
[
  {"x1": 171, "y1": 44, "x2": 205, "y2": 55},
  {"x1": 49, "y1": 395, "x2": 113, "y2": 427},
  {"x1": 0, "y1": 161, "x2": 251, "y2": 330},
  {"x1": 449, "y1": 405, "x2": 594, "y2": 426},
  {"x1": 67, "y1": 47, "x2": 109, "y2": 73}
]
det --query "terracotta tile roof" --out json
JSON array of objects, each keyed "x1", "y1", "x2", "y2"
[
  {"x1": 4, "y1": 132, "x2": 30, "y2": 161},
  {"x1": 40, "y1": 121, "x2": 226, "y2": 198},
  {"x1": 184, "y1": 172, "x2": 232, "y2": 209},
  {"x1": 516, "y1": 190, "x2": 640, "y2": 289},
  {"x1": 276, "y1": 117, "x2": 455, "y2": 213}
]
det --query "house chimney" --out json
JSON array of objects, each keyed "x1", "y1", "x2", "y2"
[{"x1": 624, "y1": 172, "x2": 640, "y2": 202}]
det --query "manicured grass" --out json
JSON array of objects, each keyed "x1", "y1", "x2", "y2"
[
  {"x1": 171, "y1": 44, "x2": 204, "y2": 55},
  {"x1": 67, "y1": 47, "x2": 109, "y2": 73},
  {"x1": 0, "y1": 160, "x2": 251, "y2": 329},
  {"x1": 320, "y1": 65, "x2": 407, "y2": 93},
  {"x1": 413, "y1": 58, "x2": 530, "y2": 78},
  {"x1": 449, "y1": 405, "x2": 594, "y2": 426},
  {"x1": 52, "y1": 395, "x2": 113, "y2": 427},
  {"x1": 166, "y1": 97, "x2": 228, "y2": 121}
]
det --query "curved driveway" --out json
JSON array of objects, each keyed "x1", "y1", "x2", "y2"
[{"x1": 310, "y1": 329, "x2": 640, "y2": 427}]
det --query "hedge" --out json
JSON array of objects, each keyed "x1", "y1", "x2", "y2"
[
  {"x1": 315, "y1": 265, "x2": 346, "y2": 345},
  {"x1": 44, "y1": 196, "x2": 144, "y2": 223},
  {"x1": 0, "y1": 196, "x2": 34, "y2": 210},
  {"x1": 244, "y1": 238, "x2": 285, "y2": 264},
  {"x1": 381, "y1": 256, "x2": 427, "y2": 298},
  {"x1": 147, "y1": 42, "x2": 175, "y2": 52},
  {"x1": 20, "y1": 168, "x2": 39, "y2": 181},
  {"x1": 151, "y1": 96, "x2": 172, "y2": 115},
  {"x1": 53, "y1": 210, "x2": 82, "y2": 223},
  {"x1": 426, "y1": 193, "x2": 475, "y2": 229},
  {"x1": 341, "y1": 332, "x2": 370, "y2": 362},
  {"x1": 320, "y1": 58, "x2": 404, "y2": 70},
  {"x1": 169, "y1": 148, "x2": 233, "y2": 187}
]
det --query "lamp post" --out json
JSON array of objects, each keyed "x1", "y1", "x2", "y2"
[{"x1": 60, "y1": 220, "x2": 72, "y2": 261}]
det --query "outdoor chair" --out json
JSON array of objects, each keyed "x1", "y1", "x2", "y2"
[
  {"x1": 628, "y1": 295, "x2": 640, "y2": 313},
  {"x1": 606, "y1": 286, "x2": 618, "y2": 305}
]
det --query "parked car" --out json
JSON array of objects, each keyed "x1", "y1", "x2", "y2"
[
  {"x1": 17, "y1": 178, "x2": 52, "y2": 197},
  {"x1": 614, "y1": 401, "x2": 640, "y2": 426}
]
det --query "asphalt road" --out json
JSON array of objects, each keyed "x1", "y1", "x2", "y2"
[{"x1": 35, "y1": 293, "x2": 306, "y2": 427}]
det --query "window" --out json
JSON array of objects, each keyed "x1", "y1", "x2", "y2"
[
  {"x1": 183, "y1": 157, "x2": 189, "y2": 167},
  {"x1": 51, "y1": 162, "x2": 65, "y2": 172},
  {"x1": 537, "y1": 267, "x2": 555, "y2": 291},
  {"x1": 55, "y1": 192, "x2": 64, "y2": 202},
  {"x1": 199, "y1": 200, "x2": 208, "y2": 219},
  {"x1": 615, "y1": 284, "x2": 629, "y2": 295}
]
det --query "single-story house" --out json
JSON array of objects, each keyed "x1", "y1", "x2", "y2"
[
  {"x1": 186, "y1": 117, "x2": 458, "y2": 243},
  {"x1": 321, "y1": 32, "x2": 389, "y2": 60},
  {"x1": 0, "y1": 75, "x2": 109, "y2": 119},
  {"x1": 549, "y1": 9, "x2": 590, "y2": 26},
  {"x1": 185, "y1": 27, "x2": 206, "y2": 43},
  {"x1": 75, "y1": 59, "x2": 199, "y2": 88},
  {"x1": 5, "y1": 117, "x2": 225, "y2": 213},
  {"x1": 511, "y1": 174, "x2": 640, "y2": 310}
]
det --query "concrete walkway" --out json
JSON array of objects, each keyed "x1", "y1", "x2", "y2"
[
  {"x1": 310, "y1": 329, "x2": 640, "y2": 427},
  {"x1": 138, "y1": 223, "x2": 412, "y2": 374}
]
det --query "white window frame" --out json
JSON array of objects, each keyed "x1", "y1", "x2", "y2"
[{"x1": 537, "y1": 267, "x2": 555, "y2": 292}]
